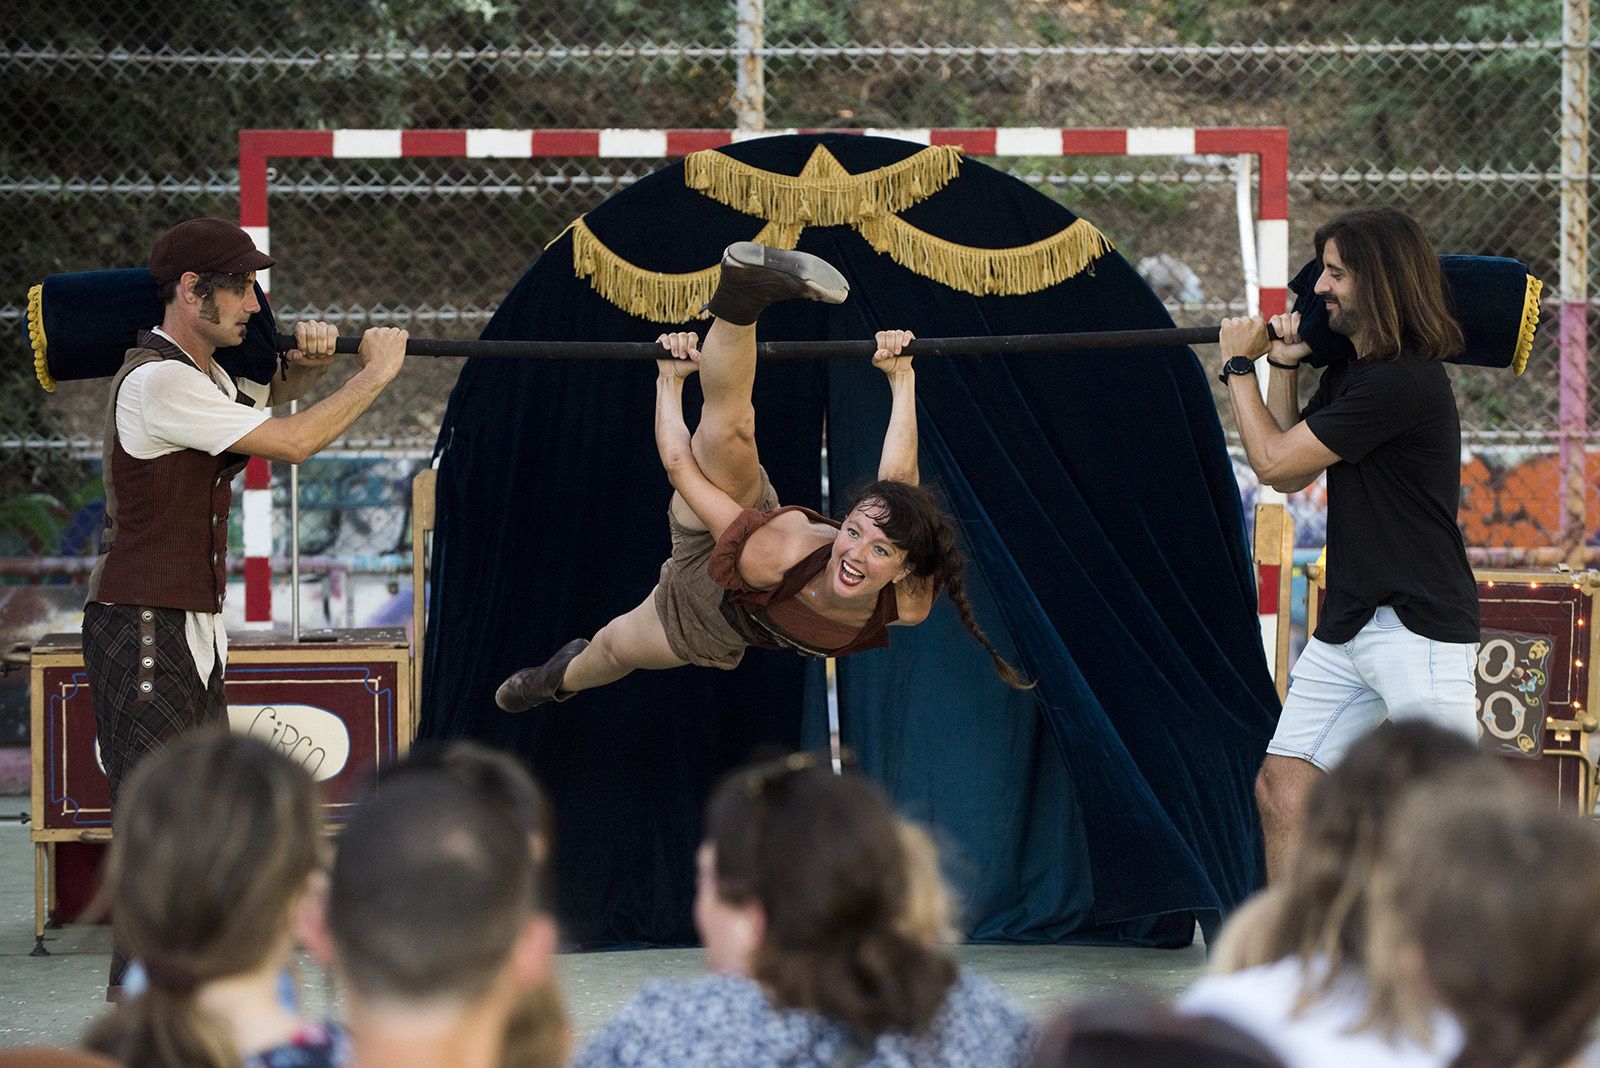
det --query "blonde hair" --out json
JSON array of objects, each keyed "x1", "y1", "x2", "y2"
[
  {"x1": 1369, "y1": 774, "x2": 1600, "y2": 1068},
  {"x1": 1203, "y1": 887, "x2": 1287, "y2": 976},
  {"x1": 895, "y1": 821, "x2": 958, "y2": 946},
  {"x1": 499, "y1": 984, "x2": 573, "y2": 1068},
  {"x1": 1247, "y1": 724, "x2": 1491, "y2": 1038}
]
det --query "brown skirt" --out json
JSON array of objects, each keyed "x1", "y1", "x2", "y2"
[{"x1": 653, "y1": 468, "x2": 779, "y2": 669}]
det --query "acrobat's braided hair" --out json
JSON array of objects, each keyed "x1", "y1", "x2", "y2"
[{"x1": 849, "y1": 479, "x2": 1032, "y2": 690}]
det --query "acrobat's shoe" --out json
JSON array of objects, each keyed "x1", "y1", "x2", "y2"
[
  {"x1": 703, "y1": 242, "x2": 850, "y2": 325},
  {"x1": 495, "y1": 638, "x2": 588, "y2": 712}
]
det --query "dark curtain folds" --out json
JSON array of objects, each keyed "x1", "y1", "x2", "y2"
[{"x1": 421, "y1": 134, "x2": 1279, "y2": 947}]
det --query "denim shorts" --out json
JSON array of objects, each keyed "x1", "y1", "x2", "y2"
[{"x1": 1267, "y1": 606, "x2": 1478, "y2": 770}]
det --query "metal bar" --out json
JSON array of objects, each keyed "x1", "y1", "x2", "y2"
[
  {"x1": 7, "y1": 297, "x2": 1262, "y2": 327},
  {"x1": 271, "y1": 326, "x2": 1228, "y2": 360},
  {"x1": 29, "y1": 424, "x2": 1594, "y2": 452},
  {"x1": 733, "y1": 0, "x2": 766, "y2": 132},
  {"x1": 0, "y1": 555, "x2": 409, "y2": 578},
  {"x1": 1560, "y1": 0, "x2": 1592, "y2": 568},
  {"x1": 2, "y1": 39, "x2": 1583, "y2": 67},
  {"x1": 290, "y1": 400, "x2": 301, "y2": 643},
  {"x1": 0, "y1": 170, "x2": 1570, "y2": 200},
  {"x1": 1236, "y1": 154, "x2": 1260, "y2": 318}
]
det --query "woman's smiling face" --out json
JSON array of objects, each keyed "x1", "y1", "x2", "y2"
[{"x1": 827, "y1": 501, "x2": 909, "y2": 599}]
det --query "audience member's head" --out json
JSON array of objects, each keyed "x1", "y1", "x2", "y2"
[
  {"x1": 1263, "y1": 723, "x2": 1487, "y2": 968},
  {"x1": 1369, "y1": 774, "x2": 1600, "y2": 1068},
  {"x1": 1226, "y1": 722, "x2": 1504, "y2": 1034},
  {"x1": 84, "y1": 728, "x2": 323, "y2": 1068},
  {"x1": 391, "y1": 740, "x2": 558, "y2": 898},
  {"x1": 699, "y1": 751, "x2": 958, "y2": 1038},
  {"x1": 404, "y1": 741, "x2": 569, "y2": 1068},
  {"x1": 324, "y1": 762, "x2": 556, "y2": 1056},
  {"x1": 1031, "y1": 998, "x2": 1287, "y2": 1068}
]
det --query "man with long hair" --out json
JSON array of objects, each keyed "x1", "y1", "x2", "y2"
[{"x1": 1214, "y1": 207, "x2": 1479, "y2": 881}]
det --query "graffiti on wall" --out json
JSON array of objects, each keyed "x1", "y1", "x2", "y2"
[{"x1": 1234, "y1": 449, "x2": 1600, "y2": 550}]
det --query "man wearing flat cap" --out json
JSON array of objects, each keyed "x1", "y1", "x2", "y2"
[{"x1": 81, "y1": 217, "x2": 407, "y2": 887}]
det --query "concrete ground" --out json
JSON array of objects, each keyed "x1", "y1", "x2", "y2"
[{"x1": 0, "y1": 796, "x2": 1209, "y2": 1048}]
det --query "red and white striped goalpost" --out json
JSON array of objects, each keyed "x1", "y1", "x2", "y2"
[{"x1": 236, "y1": 125, "x2": 1292, "y2": 682}]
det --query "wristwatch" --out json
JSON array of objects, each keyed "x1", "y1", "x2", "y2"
[{"x1": 1217, "y1": 355, "x2": 1257, "y2": 385}]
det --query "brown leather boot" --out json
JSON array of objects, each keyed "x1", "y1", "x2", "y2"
[
  {"x1": 703, "y1": 242, "x2": 850, "y2": 325},
  {"x1": 496, "y1": 638, "x2": 588, "y2": 712}
]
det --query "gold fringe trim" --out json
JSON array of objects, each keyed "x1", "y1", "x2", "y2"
[
  {"x1": 858, "y1": 214, "x2": 1113, "y2": 297},
  {"x1": 567, "y1": 216, "x2": 803, "y2": 323},
  {"x1": 1512, "y1": 273, "x2": 1542, "y2": 376},
  {"x1": 544, "y1": 218, "x2": 580, "y2": 251},
  {"x1": 684, "y1": 143, "x2": 963, "y2": 226},
  {"x1": 27, "y1": 283, "x2": 54, "y2": 393},
  {"x1": 563, "y1": 143, "x2": 1113, "y2": 318}
]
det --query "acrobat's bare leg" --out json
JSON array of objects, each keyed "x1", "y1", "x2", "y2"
[
  {"x1": 685, "y1": 243, "x2": 851, "y2": 514},
  {"x1": 496, "y1": 588, "x2": 687, "y2": 711},
  {"x1": 688, "y1": 317, "x2": 763, "y2": 510},
  {"x1": 564, "y1": 587, "x2": 688, "y2": 690}
]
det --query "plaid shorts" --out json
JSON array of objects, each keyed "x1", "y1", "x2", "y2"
[{"x1": 81, "y1": 602, "x2": 226, "y2": 802}]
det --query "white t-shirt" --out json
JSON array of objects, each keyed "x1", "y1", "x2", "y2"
[
  {"x1": 104, "y1": 328, "x2": 272, "y2": 683},
  {"x1": 1176, "y1": 957, "x2": 1461, "y2": 1068}
]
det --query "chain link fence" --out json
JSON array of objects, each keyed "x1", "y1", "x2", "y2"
[{"x1": 4, "y1": 1, "x2": 1597, "y2": 624}]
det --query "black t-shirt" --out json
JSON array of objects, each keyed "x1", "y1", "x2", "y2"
[{"x1": 1302, "y1": 356, "x2": 1480, "y2": 644}]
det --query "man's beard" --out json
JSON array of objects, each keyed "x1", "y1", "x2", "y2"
[{"x1": 1326, "y1": 303, "x2": 1357, "y2": 339}]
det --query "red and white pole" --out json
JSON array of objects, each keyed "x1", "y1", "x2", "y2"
[
  {"x1": 242, "y1": 456, "x2": 272, "y2": 625},
  {"x1": 240, "y1": 144, "x2": 275, "y2": 625}
]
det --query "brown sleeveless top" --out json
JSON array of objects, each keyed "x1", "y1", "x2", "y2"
[{"x1": 707, "y1": 505, "x2": 898, "y2": 658}]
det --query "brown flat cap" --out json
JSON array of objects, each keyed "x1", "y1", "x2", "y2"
[{"x1": 148, "y1": 218, "x2": 274, "y2": 285}]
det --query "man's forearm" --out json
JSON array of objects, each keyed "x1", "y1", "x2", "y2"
[
  {"x1": 1229, "y1": 377, "x2": 1288, "y2": 480},
  {"x1": 277, "y1": 367, "x2": 392, "y2": 460},
  {"x1": 1263, "y1": 363, "x2": 1302, "y2": 433},
  {"x1": 1227, "y1": 375, "x2": 1329, "y2": 492},
  {"x1": 877, "y1": 370, "x2": 919, "y2": 484},
  {"x1": 268, "y1": 361, "x2": 334, "y2": 406}
]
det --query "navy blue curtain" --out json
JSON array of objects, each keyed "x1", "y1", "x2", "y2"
[{"x1": 420, "y1": 134, "x2": 1279, "y2": 947}]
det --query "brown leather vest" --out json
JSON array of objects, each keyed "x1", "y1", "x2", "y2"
[{"x1": 86, "y1": 330, "x2": 255, "y2": 613}]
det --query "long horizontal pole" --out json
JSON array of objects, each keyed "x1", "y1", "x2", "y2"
[{"x1": 272, "y1": 326, "x2": 1229, "y2": 360}]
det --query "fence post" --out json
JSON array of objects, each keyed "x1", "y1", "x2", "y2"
[
  {"x1": 1253, "y1": 502, "x2": 1295, "y2": 700},
  {"x1": 733, "y1": 0, "x2": 766, "y2": 131},
  {"x1": 1560, "y1": 0, "x2": 1591, "y2": 567}
]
